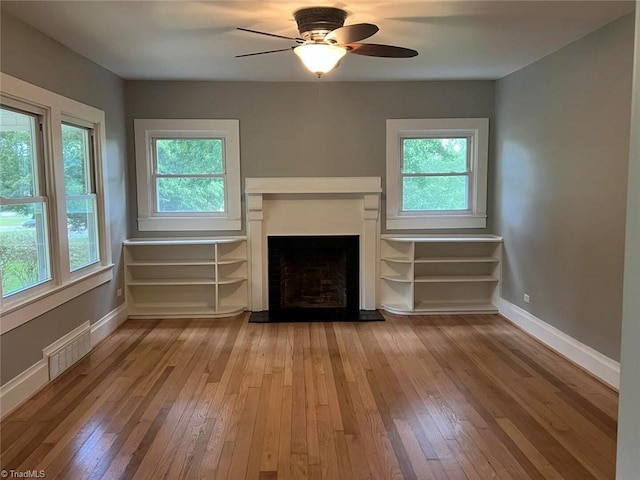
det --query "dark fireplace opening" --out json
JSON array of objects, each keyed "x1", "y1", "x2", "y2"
[
  {"x1": 282, "y1": 247, "x2": 347, "y2": 308},
  {"x1": 268, "y1": 235, "x2": 359, "y2": 321}
]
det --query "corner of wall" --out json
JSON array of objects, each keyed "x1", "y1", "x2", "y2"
[{"x1": 498, "y1": 298, "x2": 620, "y2": 389}]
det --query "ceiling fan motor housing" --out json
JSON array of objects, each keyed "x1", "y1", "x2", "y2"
[{"x1": 294, "y1": 7, "x2": 347, "y2": 41}]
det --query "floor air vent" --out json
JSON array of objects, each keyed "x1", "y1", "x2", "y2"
[{"x1": 44, "y1": 322, "x2": 92, "y2": 381}]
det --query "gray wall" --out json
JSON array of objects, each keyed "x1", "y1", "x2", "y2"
[
  {"x1": 617, "y1": 4, "x2": 640, "y2": 478},
  {"x1": 0, "y1": 12, "x2": 128, "y2": 384},
  {"x1": 125, "y1": 80, "x2": 495, "y2": 237},
  {"x1": 493, "y1": 14, "x2": 635, "y2": 361}
]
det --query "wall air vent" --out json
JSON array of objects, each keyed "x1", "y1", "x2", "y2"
[{"x1": 43, "y1": 321, "x2": 92, "y2": 381}]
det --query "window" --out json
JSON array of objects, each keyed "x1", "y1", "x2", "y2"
[
  {"x1": 134, "y1": 119, "x2": 241, "y2": 231},
  {"x1": 0, "y1": 73, "x2": 112, "y2": 332},
  {"x1": 154, "y1": 138, "x2": 225, "y2": 213},
  {"x1": 386, "y1": 118, "x2": 489, "y2": 229},
  {"x1": 62, "y1": 123, "x2": 100, "y2": 271},
  {"x1": 402, "y1": 137, "x2": 470, "y2": 211},
  {"x1": 0, "y1": 106, "x2": 51, "y2": 296}
]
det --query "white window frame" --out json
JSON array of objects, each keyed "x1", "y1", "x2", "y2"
[
  {"x1": 62, "y1": 119, "x2": 101, "y2": 272},
  {"x1": 0, "y1": 73, "x2": 113, "y2": 334},
  {"x1": 386, "y1": 118, "x2": 489, "y2": 229},
  {"x1": 134, "y1": 119, "x2": 241, "y2": 231},
  {"x1": 0, "y1": 102, "x2": 52, "y2": 296}
]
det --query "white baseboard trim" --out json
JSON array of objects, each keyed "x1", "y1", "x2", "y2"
[
  {"x1": 43, "y1": 320, "x2": 91, "y2": 357},
  {"x1": 0, "y1": 359, "x2": 48, "y2": 419},
  {"x1": 91, "y1": 302, "x2": 128, "y2": 348},
  {"x1": 0, "y1": 302, "x2": 128, "y2": 419},
  {"x1": 498, "y1": 298, "x2": 620, "y2": 389}
]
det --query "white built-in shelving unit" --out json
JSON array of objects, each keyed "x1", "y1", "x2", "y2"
[
  {"x1": 379, "y1": 235, "x2": 502, "y2": 315},
  {"x1": 124, "y1": 237, "x2": 248, "y2": 318}
]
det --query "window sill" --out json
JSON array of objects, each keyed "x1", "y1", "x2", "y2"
[
  {"x1": 387, "y1": 214, "x2": 487, "y2": 230},
  {"x1": 0, "y1": 264, "x2": 114, "y2": 334},
  {"x1": 137, "y1": 216, "x2": 241, "y2": 232}
]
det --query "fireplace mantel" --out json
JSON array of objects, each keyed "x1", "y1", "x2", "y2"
[
  {"x1": 245, "y1": 177, "x2": 382, "y2": 195},
  {"x1": 245, "y1": 177, "x2": 382, "y2": 311}
]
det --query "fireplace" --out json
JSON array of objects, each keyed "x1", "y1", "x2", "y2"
[
  {"x1": 268, "y1": 236, "x2": 359, "y2": 320},
  {"x1": 244, "y1": 177, "x2": 383, "y2": 318}
]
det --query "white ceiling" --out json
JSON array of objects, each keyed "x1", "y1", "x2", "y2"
[{"x1": 2, "y1": 1, "x2": 635, "y2": 82}]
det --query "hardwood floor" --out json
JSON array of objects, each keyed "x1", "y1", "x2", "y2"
[{"x1": 0, "y1": 313, "x2": 618, "y2": 479}]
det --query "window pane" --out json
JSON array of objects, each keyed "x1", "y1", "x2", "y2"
[
  {"x1": 156, "y1": 139, "x2": 223, "y2": 174},
  {"x1": 402, "y1": 176, "x2": 469, "y2": 211},
  {"x1": 402, "y1": 138, "x2": 467, "y2": 174},
  {"x1": 0, "y1": 203, "x2": 51, "y2": 297},
  {"x1": 0, "y1": 107, "x2": 38, "y2": 198},
  {"x1": 156, "y1": 177, "x2": 224, "y2": 212},
  {"x1": 67, "y1": 197, "x2": 100, "y2": 271},
  {"x1": 62, "y1": 124, "x2": 91, "y2": 195}
]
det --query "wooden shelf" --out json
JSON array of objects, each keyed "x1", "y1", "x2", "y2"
[
  {"x1": 414, "y1": 256, "x2": 498, "y2": 264},
  {"x1": 217, "y1": 276, "x2": 247, "y2": 285},
  {"x1": 381, "y1": 235, "x2": 502, "y2": 243},
  {"x1": 379, "y1": 236, "x2": 502, "y2": 315},
  {"x1": 381, "y1": 274, "x2": 412, "y2": 283},
  {"x1": 414, "y1": 301, "x2": 498, "y2": 314},
  {"x1": 128, "y1": 260, "x2": 217, "y2": 266},
  {"x1": 128, "y1": 305, "x2": 219, "y2": 318},
  {"x1": 381, "y1": 256, "x2": 413, "y2": 264},
  {"x1": 217, "y1": 258, "x2": 246, "y2": 265},
  {"x1": 124, "y1": 237, "x2": 246, "y2": 246},
  {"x1": 124, "y1": 237, "x2": 248, "y2": 318},
  {"x1": 380, "y1": 302, "x2": 413, "y2": 314},
  {"x1": 216, "y1": 305, "x2": 247, "y2": 315},
  {"x1": 128, "y1": 278, "x2": 216, "y2": 286},
  {"x1": 414, "y1": 275, "x2": 498, "y2": 283}
]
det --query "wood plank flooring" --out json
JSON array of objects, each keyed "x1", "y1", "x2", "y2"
[{"x1": 0, "y1": 313, "x2": 618, "y2": 479}]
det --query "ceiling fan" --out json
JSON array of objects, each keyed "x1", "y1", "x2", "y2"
[{"x1": 236, "y1": 6, "x2": 418, "y2": 77}]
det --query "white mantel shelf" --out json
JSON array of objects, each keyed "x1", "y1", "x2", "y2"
[
  {"x1": 244, "y1": 177, "x2": 382, "y2": 194},
  {"x1": 245, "y1": 177, "x2": 381, "y2": 312}
]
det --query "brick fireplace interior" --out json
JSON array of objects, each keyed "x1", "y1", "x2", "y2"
[{"x1": 267, "y1": 235, "x2": 359, "y2": 321}]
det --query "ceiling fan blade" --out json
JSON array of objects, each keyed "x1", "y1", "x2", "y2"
[
  {"x1": 325, "y1": 23, "x2": 379, "y2": 44},
  {"x1": 236, "y1": 48, "x2": 293, "y2": 58},
  {"x1": 346, "y1": 43, "x2": 418, "y2": 58},
  {"x1": 237, "y1": 27, "x2": 304, "y2": 43}
]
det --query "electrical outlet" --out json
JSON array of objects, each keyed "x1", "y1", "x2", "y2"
[
  {"x1": 524, "y1": 293, "x2": 530, "y2": 304},
  {"x1": 117, "y1": 288, "x2": 123, "y2": 298}
]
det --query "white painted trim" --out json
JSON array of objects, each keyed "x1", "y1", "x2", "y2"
[
  {"x1": 0, "y1": 266, "x2": 113, "y2": 334},
  {"x1": 91, "y1": 302, "x2": 128, "y2": 347},
  {"x1": 1, "y1": 73, "x2": 105, "y2": 120},
  {"x1": 244, "y1": 176, "x2": 382, "y2": 194},
  {"x1": 0, "y1": 73, "x2": 113, "y2": 330},
  {"x1": 123, "y1": 237, "x2": 246, "y2": 246},
  {"x1": 386, "y1": 118, "x2": 489, "y2": 230},
  {"x1": 134, "y1": 118, "x2": 241, "y2": 232},
  {"x1": 0, "y1": 359, "x2": 48, "y2": 419},
  {"x1": 498, "y1": 298, "x2": 620, "y2": 389},
  {"x1": 245, "y1": 177, "x2": 381, "y2": 311},
  {"x1": 616, "y1": 6, "x2": 640, "y2": 478},
  {"x1": 43, "y1": 320, "x2": 90, "y2": 357},
  {"x1": 0, "y1": 303, "x2": 127, "y2": 419},
  {"x1": 381, "y1": 234, "x2": 502, "y2": 242}
]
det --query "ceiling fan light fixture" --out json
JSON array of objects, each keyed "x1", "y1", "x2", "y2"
[{"x1": 293, "y1": 43, "x2": 347, "y2": 77}]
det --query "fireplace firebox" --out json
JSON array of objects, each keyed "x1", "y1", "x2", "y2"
[{"x1": 267, "y1": 235, "x2": 359, "y2": 320}]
